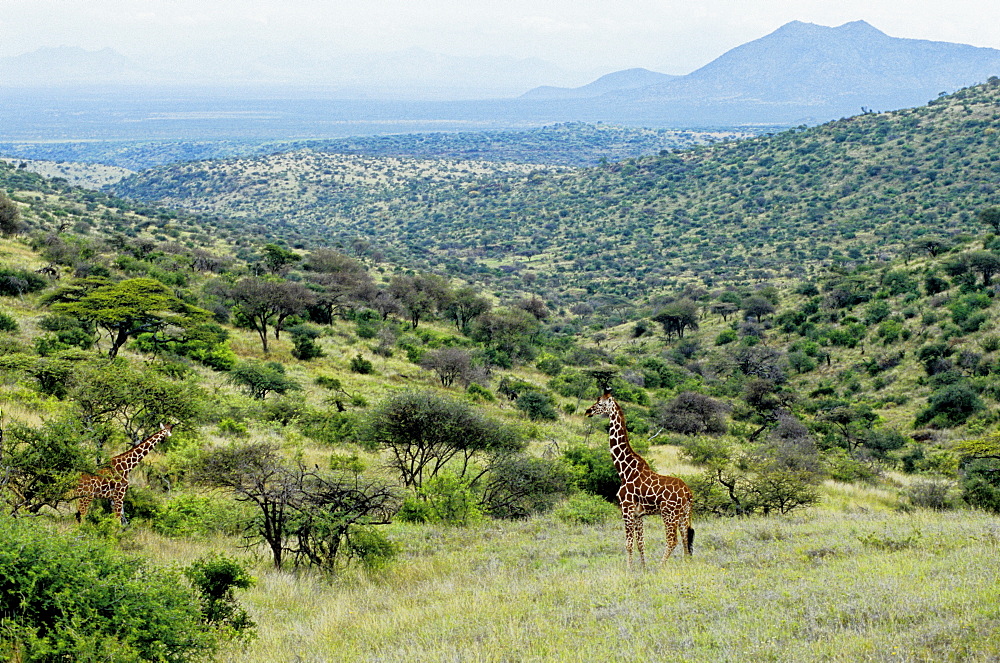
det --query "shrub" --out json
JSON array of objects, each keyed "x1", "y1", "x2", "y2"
[
  {"x1": 289, "y1": 324, "x2": 325, "y2": 360},
  {"x1": 906, "y1": 478, "x2": 957, "y2": 510},
  {"x1": 0, "y1": 309, "x2": 18, "y2": 333},
  {"x1": 961, "y1": 459, "x2": 1000, "y2": 512},
  {"x1": 915, "y1": 382, "x2": 985, "y2": 427},
  {"x1": 343, "y1": 525, "x2": 399, "y2": 570},
  {"x1": 680, "y1": 435, "x2": 732, "y2": 466},
  {"x1": 563, "y1": 444, "x2": 620, "y2": 502},
  {"x1": 217, "y1": 417, "x2": 249, "y2": 438},
  {"x1": 0, "y1": 515, "x2": 216, "y2": 662},
  {"x1": 479, "y1": 454, "x2": 575, "y2": 519},
  {"x1": 516, "y1": 390, "x2": 559, "y2": 421},
  {"x1": 300, "y1": 411, "x2": 360, "y2": 445},
  {"x1": 349, "y1": 353, "x2": 374, "y2": 374},
  {"x1": 553, "y1": 492, "x2": 620, "y2": 524},
  {"x1": 466, "y1": 382, "x2": 495, "y2": 402},
  {"x1": 0, "y1": 266, "x2": 47, "y2": 296},
  {"x1": 715, "y1": 328, "x2": 738, "y2": 345},
  {"x1": 183, "y1": 554, "x2": 257, "y2": 641},
  {"x1": 152, "y1": 494, "x2": 247, "y2": 538},
  {"x1": 408, "y1": 474, "x2": 484, "y2": 526}
]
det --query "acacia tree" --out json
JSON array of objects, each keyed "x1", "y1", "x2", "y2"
[
  {"x1": 303, "y1": 249, "x2": 376, "y2": 322},
  {"x1": 444, "y1": 286, "x2": 492, "y2": 332},
  {"x1": 419, "y1": 347, "x2": 473, "y2": 387},
  {"x1": 966, "y1": 251, "x2": 1000, "y2": 286},
  {"x1": 47, "y1": 277, "x2": 210, "y2": 359},
  {"x1": 71, "y1": 359, "x2": 204, "y2": 443},
  {"x1": 652, "y1": 299, "x2": 699, "y2": 339},
  {"x1": 977, "y1": 207, "x2": 1000, "y2": 234},
  {"x1": 191, "y1": 442, "x2": 399, "y2": 570},
  {"x1": 361, "y1": 390, "x2": 524, "y2": 489},
  {"x1": 388, "y1": 273, "x2": 451, "y2": 328},
  {"x1": 655, "y1": 392, "x2": 730, "y2": 436},
  {"x1": 230, "y1": 277, "x2": 315, "y2": 353}
]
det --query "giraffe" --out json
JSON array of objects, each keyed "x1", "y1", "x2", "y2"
[
  {"x1": 75, "y1": 423, "x2": 173, "y2": 525},
  {"x1": 585, "y1": 390, "x2": 693, "y2": 567}
]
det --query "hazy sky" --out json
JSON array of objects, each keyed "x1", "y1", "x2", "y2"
[{"x1": 3, "y1": 0, "x2": 1000, "y2": 75}]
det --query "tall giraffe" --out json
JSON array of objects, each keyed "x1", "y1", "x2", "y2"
[
  {"x1": 585, "y1": 390, "x2": 693, "y2": 567},
  {"x1": 75, "y1": 423, "x2": 173, "y2": 525}
]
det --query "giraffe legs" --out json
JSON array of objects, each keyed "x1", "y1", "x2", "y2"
[
  {"x1": 622, "y1": 507, "x2": 646, "y2": 568},
  {"x1": 661, "y1": 512, "x2": 680, "y2": 564},
  {"x1": 110, "y1": 485, "x2": 129, "y2": 526},
  {"x1": 76, "y1": 494, "x2": 93, "y2": 523}
]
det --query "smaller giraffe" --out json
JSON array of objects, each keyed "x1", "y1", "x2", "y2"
[
  {"x1": 76, "y1": 423, "x2": 173, "y2": 525},
  {"x1": 586, "y1": 390, "x2": 694, "y2": 567}
]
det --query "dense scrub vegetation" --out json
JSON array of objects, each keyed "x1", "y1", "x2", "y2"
[
  {"x1": 0, "y1": 122, "x2": 751, "y2": 171},
  {"x1": 3, "y1": 82, "x2": 1000, "y2": 660},
  {"x1": 115, "y1": 81, "x2": 1000, "y2": 306}
]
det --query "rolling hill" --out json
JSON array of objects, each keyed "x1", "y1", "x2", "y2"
[{"x1": 113, "y1": 81, "x2": 1000, "y2": 305}]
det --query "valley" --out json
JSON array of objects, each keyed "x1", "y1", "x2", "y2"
[{"x1": 2, "y1": 81, "x2": 1000, "y2": 662}]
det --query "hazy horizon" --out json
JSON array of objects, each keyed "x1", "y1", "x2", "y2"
[{"x1": 2, "y1": 1, "x2": 1000, "y2": 97}]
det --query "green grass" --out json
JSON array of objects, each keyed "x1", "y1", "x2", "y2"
[{"x1": 122, "y1": 487, "x2": 1000, "y2": 663}]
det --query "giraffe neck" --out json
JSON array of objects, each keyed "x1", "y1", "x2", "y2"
[
  {"x1": 606, "y1": 402, "x2": 648, "y2": 481},
  {"x1": 110, "y1": 429, "x2": 169, "y2": 476}
]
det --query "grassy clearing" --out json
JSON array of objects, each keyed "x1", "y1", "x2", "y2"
[{"x1": 122, "y1": 492, "x2": 1000, "y2": 663}]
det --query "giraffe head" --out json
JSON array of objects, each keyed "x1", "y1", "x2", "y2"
[{"x1": 584, "y1": 389, "x2": 617, "y2": 418}]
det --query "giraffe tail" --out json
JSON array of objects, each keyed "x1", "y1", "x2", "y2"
[{"x1": 685, "y1": 526, "x2": 695, "y2": 555}]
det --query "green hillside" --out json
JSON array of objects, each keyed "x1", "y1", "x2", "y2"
[
  {"x1": 4, "y1": 85, "x2": 1000, "y2": 661},
  {"x1": 115, "y1": 81, "x2": 1000, "y2": 305}
]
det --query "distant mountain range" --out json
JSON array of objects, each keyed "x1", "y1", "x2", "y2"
[
  {"x1": 523, "y1": 21, "x2": 1000, "y2": 123},
  {"x1": 3, "y1": 20, "x2": 1000, "y2": 136},
  {"x1": 0, "y1": 45, "x2": 592, "y2": 100}
]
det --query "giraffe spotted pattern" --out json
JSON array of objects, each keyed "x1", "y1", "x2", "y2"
[
  {"x1": 76, "y1": 423, "x2": 173, "y2": 525},
  {"x1": 586, "y1": 391, "x2": 693, "y2": 567}
]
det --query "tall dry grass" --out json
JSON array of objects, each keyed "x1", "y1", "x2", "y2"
[{"x1": 129, "y1": 482, "x2": 1000, "y2": 663}]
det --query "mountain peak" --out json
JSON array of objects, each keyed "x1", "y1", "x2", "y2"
[
  {"x1": 770, "y1": 19, "x2": 887, "y2": 39},
  {"x1": 834, "y1": 20, "x2": 888, "y2": 37}
]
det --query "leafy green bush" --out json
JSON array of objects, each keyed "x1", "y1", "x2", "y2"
[
  {"x1": 466, "y1": 382, "x2": 495, "y2": 402},
  {"x1": 343, "y1": 525, "x2": 400, "y2": 571},
  {"x1": 0, "y1": 515, "x2": 215, "y2": 662},
  {"x1": 300, "y1": 411, "x2": 360, "y2": 445},
  {"x1": 0, "y1": 309, "x2": 18, "y2": 333},
  {"x1": 152, "y1": 494, "x2": 247, "y2": 537},
  {"x1": 349, "y1": 353, "x2": 374, "y2": 374},
  {"x1": 408, "y1": 474, "x2": 484, "y2": 526},
  {"x1": 289, "y1": 323, "x2": 325, "y2": 360},
  {"x1": 553, "y1": 492, "x2": 619, "y2": 524},
  {"x1": 515, "y1": 390, "x2": 559, "y2": 421},
  {"x1": 563, "y1": 444, "x2": 620, "y2": 502},
  {"x1": 183, "y1": 554, "x2": 257, "y2": 641},
  {"x1": 217, "y1": 417, "x2": 249, "y2": 438},
  {"x1": 961, "y1": 459, "x2": 1000, "y2": 512},
  {"x1": 915, "y1": 382, "x2": 985, "y2": 427},
  {"x1": 0, "y1": 266, "x2": 47, "y2": 296}
]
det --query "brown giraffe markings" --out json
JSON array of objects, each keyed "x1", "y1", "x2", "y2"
[
  {"x1": 76, "y1": 423, "x2": 173, "y2": 525},
  {"x1": 586, "y1": 390, "x2": 694, "y2": 567}
]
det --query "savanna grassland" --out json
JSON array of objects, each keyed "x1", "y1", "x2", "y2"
[
  {"x1": 124, "y1": 480, "x2": 1000, "y2": 663},
  {"x1": 3, "y1": 83, "x2": 1000, "y2": 662}
]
